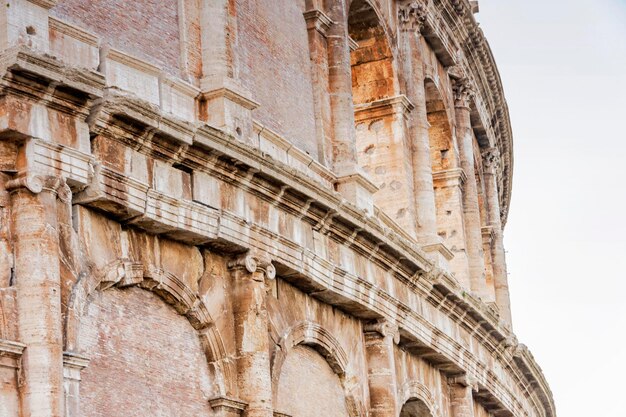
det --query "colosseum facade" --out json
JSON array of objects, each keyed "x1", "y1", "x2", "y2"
[{"x1": 0, "y1": 1, "x2": 556, "y2": 416}]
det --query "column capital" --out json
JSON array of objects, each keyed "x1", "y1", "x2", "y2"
[
  {"x1": 364, "y1": 319, "x2": 400, "y2": 344},
  {"x1": 303, "y1": 9, "x2": 334, "y2": 38},
  {"x1": 28, "y1": 0, "x2": 58, "y2": 9},
  {"x1": 208, "y1": 396, "x2": 248, "y2": 417},
  {"x1": 481, "y1": 147, "x2": 501, "y2": 174},
  {"x1": 228, "y1": 253, "x2": 276, "y2": 280},
  {"x1": 398, "y1": 1, "x2": 429, "y2": 34},
  {"x1": 449, "y1": 373, "x2": 479, "y2": 392},
  {"x1": 6, "y1": 173, "x2": 71, "y2": 202},
  {"x1": 453, "y1": 78, "x2": 476, "y2": 109}
]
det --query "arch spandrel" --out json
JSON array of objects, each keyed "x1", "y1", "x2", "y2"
[
  {"x1": 399, "y1": 380, "x2": 442, "y2": 417},
  {"x1": 64, "y1": 257, "x2": 236, "y2": 397},
  {"x1": 271, "y1": 320, "x2": 366, "y2": 417}
]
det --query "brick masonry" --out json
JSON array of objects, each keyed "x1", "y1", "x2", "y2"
[{"x1": 0, "y1": 1, "x2": 553, "y2": 417}]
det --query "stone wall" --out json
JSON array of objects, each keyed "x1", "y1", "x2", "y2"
[{"x1": 0, "y1": 1, "x2": 554, "y2": 417}]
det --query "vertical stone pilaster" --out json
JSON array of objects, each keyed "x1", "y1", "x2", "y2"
[
  {"x1": 200, "y1": 0, "x2": 258, "y2": 144},
  {"x1": 62, "y1": 352, "x2": 89, "y2": 417},
  {"x1": 364, "y1": 320, "x2": 399, "y2": 417},
  {"x1": 325, "y1": 0, "x2": 377, "y2": 214},
  {"x1": 453, "y1": 79, "x2": 487, "y2": 298},
  {"x1": 228, "y1": 253, "x2": 276, "y2": 417},
  {"x1": 432, "y1": 168, "x2": 471, "y2": 287},
  {"x1": 449, "y1": 375, "x2": 477, "y2": 417},
  {"x1": 397, "y1": 2, "x2": 451, "y2": 266},
  {"x1": 325, "y1": 0, "x2": 358, "y2": 175},
  {"x1": 481, "y1": 226, "x2": 497, "y2": 304},
  {"x1": 304, "y1": 8, "x2": 334, "y2": 167},
  {"x1": 482, "y1": 148, "x2": 513, "y2": 326},
  {"x1": 8, "y1": 173, "x2": 69, "y2": 417},
  {"x1": 0, "y1": 0, "x2": 56, "y2": 53}
]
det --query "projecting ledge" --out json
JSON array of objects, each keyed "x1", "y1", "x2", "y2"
[
  {"x1": 335, "y1": 166, "x2": 379, "y2": 216},
  {"x1": 0, "y1": 339, "x2": 26, "y2": 369}
]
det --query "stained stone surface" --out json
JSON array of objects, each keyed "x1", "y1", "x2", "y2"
[{"x1": 0, "y1": 1, "x2": 553, "y2": 417}]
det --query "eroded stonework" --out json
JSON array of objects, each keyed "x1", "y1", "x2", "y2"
[{"x1": 0, "y1": 1, "x2": 555, "y2": 417}]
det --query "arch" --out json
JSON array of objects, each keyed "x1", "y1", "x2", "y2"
[
  {"x1": 424, "y1": 77, "x2": 457, "y2": 172},
  {"x1": 64, "y1": 257, "x2": 235, "y2": 396},
  {"x1": 348, "y1": 0, "x2": 398, "y2": 104},
  {"x1": 399, "y1": 381, "x2": 441, "y2": 417},
  {"x1": 272, "y1": 320, "x2": 364, "y2": 417}
]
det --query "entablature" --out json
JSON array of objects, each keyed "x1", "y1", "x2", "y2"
[{"x1": 0, "y1": 39, "x2": 550, "y2": 417}]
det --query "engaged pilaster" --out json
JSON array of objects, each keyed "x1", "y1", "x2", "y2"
[
  {"x1": 228, "y1": 253, "x2": 276, "y2": 417},
  {"x1": 0, "y1": 0, "x2": 57, "y2": 53},
  {"x1": 397, "y1": 1, "x2": 451, "y2": 266},
  {"x1": 448, "y1": 375, "x2": 477, "y2": 417},
  {"x1": 482, "y1": 148, "x2": 513, "y2": 326},
  {"x1": 453, "y1": 79, "x2": 488, "y2": 298},
  {"x1": 200, "y1": 0, "x2": 258, "y2": 144},
  {"x1": 62, "y1": 352, "x2": 90, "y2": 417},
  {"x1": 304, "y1": 8, "x2": 334, "y2": 167},
  {"x1": 364, "y1": 320, "x2": 400, "y2": 417},
  {"x1": 8, "y1": 172, "x2": 70, "y2": 417}
]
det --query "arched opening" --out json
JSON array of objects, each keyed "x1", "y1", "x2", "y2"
[
  {"x1": 349, "y1": 1, "x2": 416, "y2": 234},
  {"x1": 348, "y1": 0, "x2": 395, "y2": 104},
  {"x1": 77, "y1": 287, "x2": 216, "y2": 416},
  {"x1": 400, "y1": 398, "x2": 433, "y2": 417},
  {"x1": 276, "y1": 345, "x2": 350, "y2": 417},
  {"x1": 426, "y1": 79, "x2": 470, "y2": 281},
  {"x1": 425, "y1": 81, "x2": 456, "y2": 173}
]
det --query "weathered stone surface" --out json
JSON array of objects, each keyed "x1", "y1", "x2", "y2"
[{"x1": 0, "y1": 2, "x2": 554, "y2": 417}]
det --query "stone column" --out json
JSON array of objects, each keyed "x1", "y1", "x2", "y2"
[
  {"x1": 8, "y1": 173, "x2": 69, "y2": 417},
  {"x1": 304, "y1": 8, "x2": 334, "y2": 167},
  {"x1": 482, "y1": 148, "x2": 513, "y2": 326},
  {"x1": 228, "y1": 253, "x2": 276, "y2": 417},
  {"x1": 325, "y1": 0, "x2": 358, "y2": 174},
  {"x1": 432, "y1": 168, "x2": 471, "y2": 286},
  {"x1": 62, "y1": 352, "x2": 90, "y2": 417},
  {"x1": 364, "y1": 320, "x2": 399, "y2": 417},
  {"x1": 323, "y1": 0, "x2": 377, "y2": 214},
  {"x1": 0, "y1": 0, "x2": 56, "y2": 53},
  {"x1": 449, "y1": 375, "x2": 477, "y2": 417},
  {"x1": 200, "y1": 0, "x2": 258, "y2": 144},
  {"x1": 453, "y1": 79, "x2": 487, "y2": 298},
  {"x1": 397, "y1": 2, "x2": 451, "y2": 266}
]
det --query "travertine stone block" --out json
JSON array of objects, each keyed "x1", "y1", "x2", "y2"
[
  {"x1": 101, "y1": 47, "x2": 161, "y2": 105},
  {"x1": 0, "y1": 0, "x2": 53, "y2": 52},
  {"x1": 48, "y1": 16, "x2": 99, "y2": 70}
]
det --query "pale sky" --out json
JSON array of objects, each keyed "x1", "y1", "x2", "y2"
[{"x1": 477, "y1": 1, "x2": 626, "y2": 416}]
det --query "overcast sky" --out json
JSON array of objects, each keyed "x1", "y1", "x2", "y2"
[{"x1": 476, "y1": 1, "x2": 626, "y2": 416}]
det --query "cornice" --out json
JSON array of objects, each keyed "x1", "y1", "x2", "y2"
[
  {"x1": 415, "y1": 0, "x2": 514, "y2": 227},
  {"x1": 0, "y1": 339, "x2": 26, "y2": 357},
  {"x1": 303, "y1": 9, "x2": 334, "y2": 37},
  {"x1": 28, "y1": 0, "x2": 57, "y2": 9},
  {"x1": 354, "y1": 95, "x2": 415, "y2": 120},
  {"x1": 0, "y1": 41, "x2": 549, "y2": 417}
]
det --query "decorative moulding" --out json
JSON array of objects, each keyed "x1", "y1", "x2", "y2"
[
  {"x1": 102, "y1": 47, "x2": 162, "y2": 76},
  {"x1": 432, "y1": 168, "x2": 467, "y2": 187},
  {"x1": 28, "y1": 0, "x2": 57, "y2": 9},
  {"x1": 335, "y1": 169, "x2": 379, "y2": 195},
  {"x1": 0, "y1": 339, "x2": 26, "y2": 357},
  {"x1": 303, "y1": 9, "x2": 334, "y2": 37},
  {"x1": 422, "y1": 242, "x2": 455, "y2": 261},
  {"x1": 200, "y1": 76, "x2": 259, "y2": 111},
  {"x1": 354, "y1": 95, "x2": 415, "y2": 120},
  {"x1": 208, "y1": 396, "x2": 248, "y2": 416},
  {"x1": 348, "y1": 36, "x2": 359, "y2": 52},
  {"x1": 48, "y1": 16, "x2": 99, "y2": 47},
  {"x1": 253, "y1": 121, "x2": 336, "y2": 186},
  {"x1": 62, "y1": 351, "x2": 90, "y2": 371}
]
